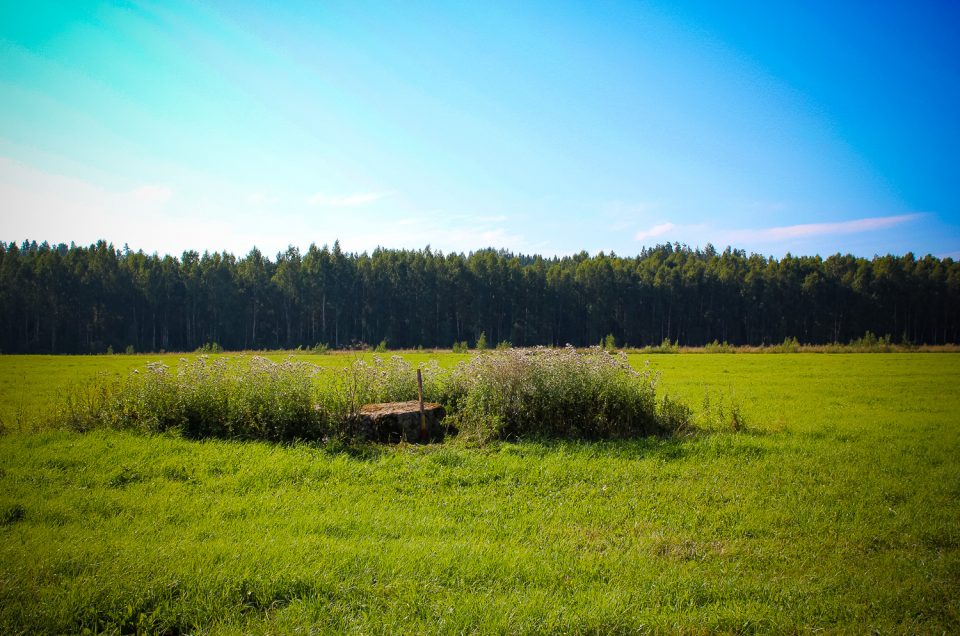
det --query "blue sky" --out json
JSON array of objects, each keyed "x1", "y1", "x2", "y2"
[{"x1": 1, "y1": 0, "x2": 958, "y2": 258}]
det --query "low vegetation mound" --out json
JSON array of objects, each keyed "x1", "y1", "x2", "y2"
[
  {"x1": 53, "y1": 348, "x2": 692, "y2": 443},
  {"x1": 441, "y1": 347, "x2": 690, "y2": 442}
]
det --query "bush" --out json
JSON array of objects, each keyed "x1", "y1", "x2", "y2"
[
  {"x1": 374, "y1": 339, "x2": 388, "y2": 353},
  {"x1": 602, "y1": 333, "x2": 617, "y2": 350},
  {"x1": 310, "y1": 343, "x2": 330, "y2": 355},
  {"x1": 496, "y1": 340, "x2": 511, "y2": 350},
  {"x1": 849, "y1": 331, "x2": 892, "y2": 352},
  {"x1": 703, "y1": 339, "x2": 732, "y2": 353},
  {"x1": 196, "y1": 342, "x2": 223, "y2": 354},
  {"x1": 647, "y1": 338, "x2": 679, "y2": 354},
  {"x1": 439, "y1": 347, "x2": 690, "y2": 443},
  {"x1": 475, "y1": 331, "x2": 488, "y2": 350},
  {"x1": 54, "y1": 349, "x2": 692, "y2": 444},
  {"x1": 451, "y1": 341, "x2": 469, "y2": 354},
  {"x1": 698, "y1": 390, "x2": 748, "y2": 432},
  {"x1": 55, "y1": 356, "x2": 329, "y2": 441},
  {"x1": 771, "y1": 336, "x2": 800, "y2": 353}
]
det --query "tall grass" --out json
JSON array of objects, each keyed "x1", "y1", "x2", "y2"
[
  {"x1": 55, "y1": 356, "x2": 328, "y2": 441},
  {"x1": 52, "y1": 349, "x2": 691, "y2": 443},
  {"x1": 441, "y1": 347, "x2": 691, "y2": 442}
]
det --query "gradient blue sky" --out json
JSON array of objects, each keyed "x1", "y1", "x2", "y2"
[{"x1": 1, "y1": 0, "x2": 958, "y2": 258}]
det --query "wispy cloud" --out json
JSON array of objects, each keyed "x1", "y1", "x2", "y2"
[
  {"x1": 726, "y1": 213, "x2": 922, "y2": 242},
  {"x1": 628, "y1": 213, "x2": 924, "y2": 255},
  {"x1": 0, "y1": 156, "x2": 233, "y2": 255},
  {"x1": 306, "y1": 191, "x2": 391, "y2": 207},
  {"x1": 311, "y1": 207, "x2": 544, "y2": 255},
  {"x1": 634, "y1": 222, "x2": 677, "y2": 240}
]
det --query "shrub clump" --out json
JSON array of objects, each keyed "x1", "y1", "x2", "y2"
[
  {"x1": 55, "y1": 356, "x2": 328, "y2": 441},
  {"x1": 54, "y1": 349, "x2": 691, "y2": 443},
  {"x1": 440, "y1": 346, "x2": 690, "y2": 443}
]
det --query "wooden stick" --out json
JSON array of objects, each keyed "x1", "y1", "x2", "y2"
[{"x1": 417, "y1": 369, "x2": 427, "y2": 441}]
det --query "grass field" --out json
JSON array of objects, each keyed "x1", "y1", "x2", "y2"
[{"x1": 1, "y1": 352, "x2": 959, "y2": 633}]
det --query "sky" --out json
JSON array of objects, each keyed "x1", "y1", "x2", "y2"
[{"x1": 1, "y1": 0, "x2": 958, "y2": 259}]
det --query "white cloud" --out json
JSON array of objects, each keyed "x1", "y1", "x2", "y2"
[
  {"x1": 0, "y1": 156, "x2": 233, "y2": 254},
  {"x1": 634, "y1": 222, "x2": 677, "y2": 241},
  {"x1": 725, "y1": 213, "x2": 922, "y2": 243},
  {"x1": 306, "y1": 191, "x2": 391, "y2": 207},
  {"x1": 0, "y1": 157, "x2": 546, "y2": 257}
]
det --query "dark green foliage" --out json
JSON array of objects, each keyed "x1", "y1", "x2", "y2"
[{"x1": 1, "y1": 240, "x2": 958, "y2": 353}]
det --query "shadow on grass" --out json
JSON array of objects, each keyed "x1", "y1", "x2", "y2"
[
  {"x1": 483, "y1": 434, "x2": 695, "y2": 462},
  {"x1": 297, "y1": 430, "x2": 698, "y2": 463},
  {"x1": 311, "y1": 439, "x2": 388, "y2": 462}
]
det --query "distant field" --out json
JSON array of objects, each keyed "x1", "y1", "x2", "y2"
[{"x1": 1, "y1": 352, "x2": 958, "y2": 632}]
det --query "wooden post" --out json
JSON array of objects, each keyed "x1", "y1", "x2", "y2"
[{"x1": 417, "y1": 369, "x2": 427, "y2": 441}]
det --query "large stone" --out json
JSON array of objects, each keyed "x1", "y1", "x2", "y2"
[{"x1": 351, "y1": 400, "x2": 448, "y2": 442}]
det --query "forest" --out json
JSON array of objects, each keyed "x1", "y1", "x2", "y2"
[{"x1": 1, "y1": 239, "x2": 957, "y2": 354}]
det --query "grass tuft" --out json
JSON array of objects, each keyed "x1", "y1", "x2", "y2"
[{"x1": 441, "y1": 346, "x2": 690, "y2": 442}]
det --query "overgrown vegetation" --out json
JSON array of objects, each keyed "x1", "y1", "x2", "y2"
[
  {"x1": 54, "y1": 356, "x2": 326, "y2": 441},
  {"x1": 644, "y1": 338, "x2": 680, "y2": 354},
  {"x1": 443, "y1": 347, "x2": 689, "y2": 443},
  {"x1": 703, "y1": 339, "x2": 733, "y2": 353},
  {"x1": 51, "y1": 348, "x2": 693, "y2": 443}
]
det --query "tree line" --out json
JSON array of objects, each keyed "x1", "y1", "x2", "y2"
[{"x1": 1, "y1": 239, "x2": 957, "y2": 354}]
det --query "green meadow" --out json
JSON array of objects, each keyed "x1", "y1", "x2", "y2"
[{"x1": 1, "y1": 352, "x2": 958, "y2": 633}]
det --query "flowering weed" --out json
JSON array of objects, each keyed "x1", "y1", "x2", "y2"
[
  {"x1": 440, "y1": 346, "x2": 691, "y2": 442},
  {"x1": 54, "y1": 349, "x2": 691, "y2": 443}
]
